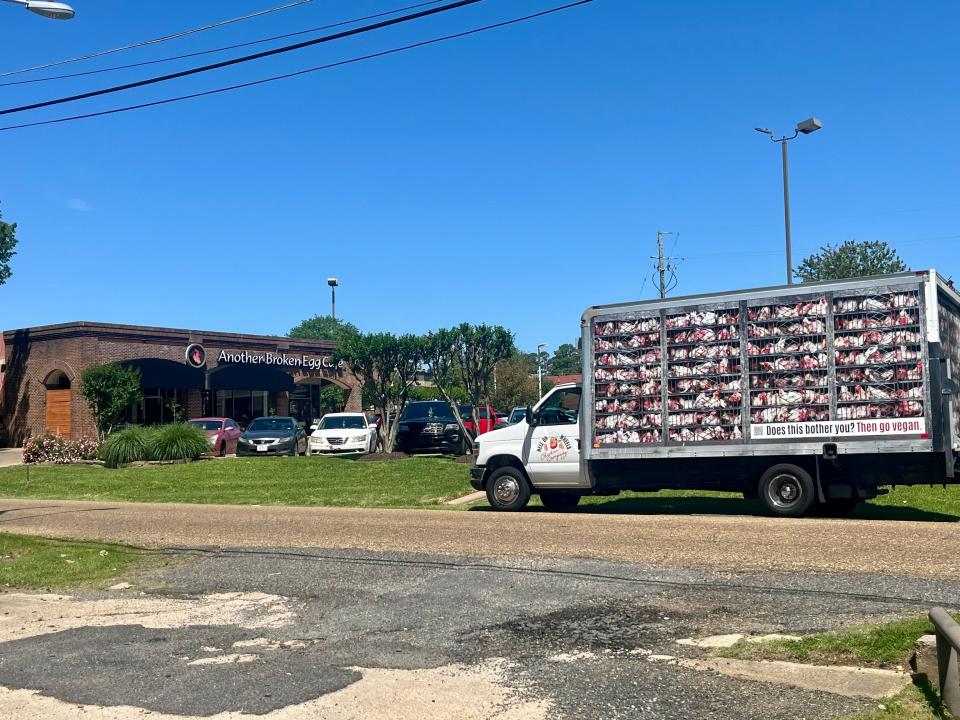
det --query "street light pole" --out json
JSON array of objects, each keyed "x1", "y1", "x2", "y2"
[
  {"x1": 781, "y1": 138, "x2": 792, "y2": 284},
  {"x1": 327, "y1": 277, "x2": 339, "y2": 319},
  {"x1": 755, "y1": 117, "x2": 822, "y2": 285},
  {"x1": 537, "y1": 343, "x2": 547, "y2": 399}
]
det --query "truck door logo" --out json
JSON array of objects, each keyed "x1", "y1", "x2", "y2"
[{"x1": 536, "y1": 433, "x2": 572, "y2": 461}]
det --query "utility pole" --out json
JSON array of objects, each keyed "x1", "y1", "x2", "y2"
[
  {"x1": 656, "y1": 231, "x2": 668, "y2": 299},
  {"x1": 652, "y1": 231, "x2": 678, "y2": 299}
]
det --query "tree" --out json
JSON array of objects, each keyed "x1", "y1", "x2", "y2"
[
  {"x1": 490, "y1": 357, "x2": 542, "y2": 411},
  {"x1": 0, "y1": 207, "x2": 18, "y2": 286},
  {"x1": 288, "y1": 315, "x2": 360, "y2": 343},
  {"x1": 423, "y1": 328, "x2": 474, "y2": 449},
  {"x1": 319, "y1": 384, "x2": 345, "y2": 413},
  {"x1": 547, "y1": 342, "x2": 581, "y2": 375},
  {"x1": 78, "y1": 364, "x2": 143, "y2": 440},
  {"x1": 795, "y1": 240, "x2": 907, "y2": 282},
  {"x1": 454, "y1": 323, "x2": 514, "y2": 436},
  {"x1": 335, "y1": 332, "x2": 424, "y2": 452}
]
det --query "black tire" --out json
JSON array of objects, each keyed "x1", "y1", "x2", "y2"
[
  {"x1": 485, "y1": 466, "x2": 531, "y2": 512},
  {"x1": 540, "y1": 492, "x2": 581, "y2": 511},
  {"x1": 758, "y1": 463, "x2": 815, "y2": 518},
  {"x1": 218, "y1": 441, "x2": 226, "y2": 457}
]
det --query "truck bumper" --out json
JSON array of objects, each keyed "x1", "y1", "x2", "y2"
[{"x1": 469, "y1": 465, "x2": 485, "y2": 491}]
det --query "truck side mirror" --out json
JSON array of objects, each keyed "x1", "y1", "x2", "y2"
[{"x1": 525, "y1": 406, "x2": 535, "y2": 426}]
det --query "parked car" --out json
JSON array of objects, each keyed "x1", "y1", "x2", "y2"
[
  {"x1": 308, "y1": 412, "x2": 377, "y2": 455},
  {"x1": 508, "y1": 406, "x2": 527, "y2": 425},
  {"x1": 236, "y1": 416, "x2": 306, "y2": 456},
  {"x1": 397, "y1": 401, "x2": 464, "y2": 455},
  {"x1": 189, "y1": 417, "x2": 242, "y2": 457},
  {"x1": 459, "y1": 405, "x2": 503, "y2": 436}
]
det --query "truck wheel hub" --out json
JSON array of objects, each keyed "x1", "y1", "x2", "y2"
[
  {"x1": 773, "y1": 476, "x2": 800, "y2": 504},
  {"x1": 494, "y1": 477, "x2": 520, "y2": 504}
]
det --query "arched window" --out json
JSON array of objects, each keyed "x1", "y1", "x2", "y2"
[{"x1": 43, "y1": 370, "x2": 71, "y2": 390}]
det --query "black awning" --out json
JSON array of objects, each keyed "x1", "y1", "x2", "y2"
[
  {"x1": 206, "y1": 363, "x2": 296, "y2": 392},
  {"x1": 119, "y1": 358, "x2": 205, "y2": 390}
]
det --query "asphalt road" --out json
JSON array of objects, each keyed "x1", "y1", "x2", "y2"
[
  {"x1": 1, "y1": 498, "x2": 958, "y2": 577},
  {"x1": 5, "y1": 546, "x2": 958, "y2": 719},
  {"x1": 3, "y1": 499, "x2": 958, "y2": 718}
]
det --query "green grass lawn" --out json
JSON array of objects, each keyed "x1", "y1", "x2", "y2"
[
  {"x1": 1, "y1": 456, "x2": 959, "y2": 520},
  {"x1": 714, "y1": 615, "x2": 955, "y2": 668},
  {"x1": 0, "y1": 456, "x2": 473, "y2": 508},
  {"x1": 715, "y1": 615, "x2": 959, "y2": 720},
  {"x1": 0, "y1": 532, "x2": 148, "y2": 589}
]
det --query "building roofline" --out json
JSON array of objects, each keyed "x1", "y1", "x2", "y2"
[{"x1": 3, "y1": 321, "x2": 337, "y2": 351}]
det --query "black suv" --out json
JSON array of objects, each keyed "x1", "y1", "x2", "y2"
[{"x1": 396, "y1": 401, "x2": 464, "y2": 454}]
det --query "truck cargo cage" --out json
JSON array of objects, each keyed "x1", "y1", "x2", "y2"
[{"x1": 584, "y1": 272, "x2": 958, "y2": 461}]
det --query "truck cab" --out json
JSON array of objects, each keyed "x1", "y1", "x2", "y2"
[{"x1": 470, "y1": 383, "x2": 589, "y2": 510}]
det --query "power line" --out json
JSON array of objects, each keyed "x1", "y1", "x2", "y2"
[
  {"x1": 0, "y1": 1, "x2": 594, "y2": 132},
  {"x1": 0, "y1": 0, "x2": 486, "y2": 117},
  {"x1": 0, "y1": 0, "x2": 316, "y2": 79},
  {"x1": 0, "y1": 0, "x2": 448, "y2": 88}
]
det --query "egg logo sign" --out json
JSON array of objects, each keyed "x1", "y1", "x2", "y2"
[
  {"x1": 185, "y1": 343, "x2": 206, "y2": 369},
  {"x1": 536, "y1": 433, "x2": 573, "y2": 462}
]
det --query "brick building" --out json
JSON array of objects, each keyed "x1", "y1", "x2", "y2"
[{"x1": 0, "y1": 321, "x2": 361, "y2": 445}]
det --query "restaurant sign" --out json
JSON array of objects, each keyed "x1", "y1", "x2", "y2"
[{"x1": 216, "y1": 349, "x2": 342, "y2": 370}]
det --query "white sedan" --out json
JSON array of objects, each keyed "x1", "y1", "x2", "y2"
[{"x1": 308, "y1": 413, "x2": 377, "y2": 455}]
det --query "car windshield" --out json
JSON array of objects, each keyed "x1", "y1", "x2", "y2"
[
  {"x1": 189, "y1": 420, "x2": 222, "y2": 431},
  {"x1": 319, "y1": 416, "x2": 366, "y2": 430},
  {"x1": 402, "y1": 402, "x2": 454, "y2": 421},
  {"x1": 246, "y1": 418, "x2": 295, "y2": 433}
]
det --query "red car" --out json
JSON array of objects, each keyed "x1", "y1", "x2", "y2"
[
  {"x1": 189, "y1": 417, "x2": 243, "y2": 456},
  {"x1": 459, "y1": 405, "x2": 505, "y2": 437}
]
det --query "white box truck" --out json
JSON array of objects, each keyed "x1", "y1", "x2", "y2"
[{"x1": 470, "y1": 271, "x2": 960, "y2": 516}]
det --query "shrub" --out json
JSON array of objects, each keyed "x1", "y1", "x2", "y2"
[
  {"x1": 149, "y1": 423, "x2": 210, "y2": 463},
  {"x1": 100, "y1": 426, "x2": 156, "y2": 468},
  {"x1": 22, "y1": 433, "x2": 101, "y2": 464}
]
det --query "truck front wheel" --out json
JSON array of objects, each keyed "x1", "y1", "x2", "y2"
[
  {"x1": 486, "y1": 467, "x2": 531, "y2": 511},
  {"x1": 758, "y1": 464, "x2": 815, "y2": 518}
]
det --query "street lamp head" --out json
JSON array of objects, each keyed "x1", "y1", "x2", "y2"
[
  {"x1": 327, "y1": 277, "x2": 339, "y2": 288},
  {"x1": 796, "y1": 117, "x2": 823, "y2": 135},
  {"x1": 25, "y1": 1, "x2": 75, "y2": 19},
  {"x1": 754, "y1": 127, "x2": 773, "y2": 135}
]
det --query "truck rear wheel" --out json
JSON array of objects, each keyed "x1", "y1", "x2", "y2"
[
  {"x1": 486, "y1": 467, "x2": 531, "y2": 511},
  {"x1": 539, "y1": 492, "x2": 581, "y2": 511},
  {"x1": 758, "y1": 464, "x2": 815, "y2": 518}
]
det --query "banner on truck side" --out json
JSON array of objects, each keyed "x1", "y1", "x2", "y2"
[{"x1": 750, "y1": 419, "x2": 926, "y2": 439}]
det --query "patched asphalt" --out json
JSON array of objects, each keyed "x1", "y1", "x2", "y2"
[{"x1": 3, "y1": 546, "x2": 957, "y2": 718}]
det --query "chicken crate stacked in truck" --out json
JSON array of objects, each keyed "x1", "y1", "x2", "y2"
[{"x1": 471, "y1": 270, "x2": 960, "y2": 516}]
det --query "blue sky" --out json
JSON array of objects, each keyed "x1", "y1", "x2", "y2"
[{"x1": 1, "y1": 0, "x2": 957, "y2": 354}]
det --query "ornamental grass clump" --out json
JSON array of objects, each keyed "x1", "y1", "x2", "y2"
[
  {"x1": 99, "y1": 426, "x2": 156, "y2": 468},
  {"x1": 148, "y1": 423, "x2": 210, "y2": 463}
]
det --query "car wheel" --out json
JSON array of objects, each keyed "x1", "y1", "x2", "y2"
[
  {"x1": 758, "y1": 464, "x2": 815, "y2": 518},
  {"x1": 539, "y1": 492, "x2": 581, "y2": 511},
  {"x1": 218, "y1": 441, "x2": 226, "y2": 457},
  {"x1": 485, "y1": 467, "x2": 531, "y2": 512}
]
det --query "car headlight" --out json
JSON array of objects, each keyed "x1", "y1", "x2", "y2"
[
  {"x1": 445, "y1": 424, "x2": 459, "y2": 431},
  {"x1": 209, "y1": 436, "x2": 218, "y2": 445},
  {"x1": 238, "y1": 437, "x2": 251, "y2": 445}
]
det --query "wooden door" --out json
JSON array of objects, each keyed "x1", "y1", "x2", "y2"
[{"x1": 45, "y1": 389, "x2": 72, "y2": 438}]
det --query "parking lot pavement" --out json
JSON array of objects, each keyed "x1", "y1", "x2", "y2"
[
  {"x1": 3, "y1": 547, "x2": 958, "y2": 719},
  {"x1": 0, "y1": 449, "x2": 22, "y2": 467}
]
